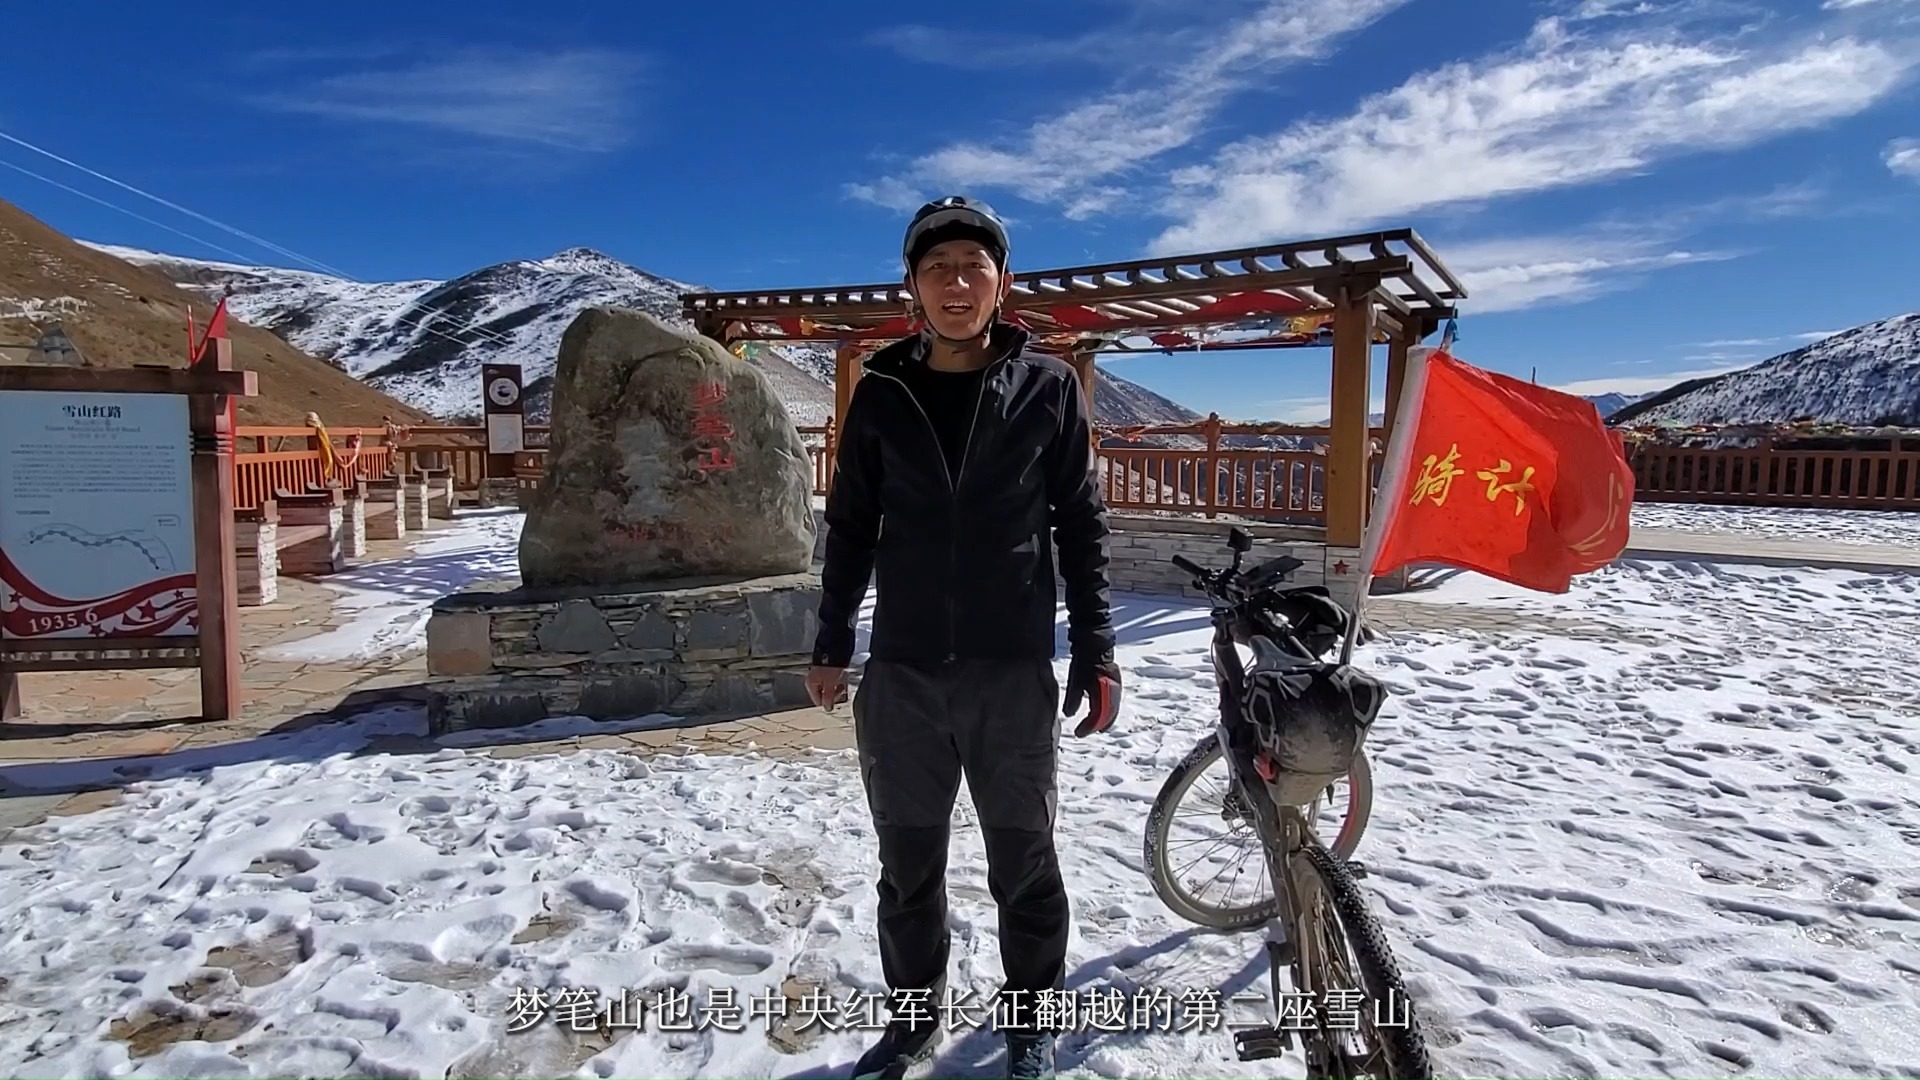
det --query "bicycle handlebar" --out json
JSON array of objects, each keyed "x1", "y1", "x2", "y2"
[{"x1": 1170, "y1": 533, "x2": 1317, "y2": 643}]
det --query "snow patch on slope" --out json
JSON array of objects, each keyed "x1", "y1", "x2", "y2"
[{"x1": 1629, "y1": 312, "x2": 1920, "y2": 426}]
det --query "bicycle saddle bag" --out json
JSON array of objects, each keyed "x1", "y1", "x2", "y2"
[
  {"x1": 1240, "y1": 636, "x2": 1386, "y2": 805},
  {"x1": 1266, "y1": 586, "x2": 1350, "y2": 658}
]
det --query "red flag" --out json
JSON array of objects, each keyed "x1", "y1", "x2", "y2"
[
  {"x1": 1365, "y1": 349, "x2": 1634, "y2": 593},
  {"x1": 192, "y1": 295, "x2": 229, "y2": 366},
  {"x1": 189, "y1": 295, "x2": 240, "y2": 489},
  {"x1": 203, "y1": 296, "x2": 228, "y2": 342}
]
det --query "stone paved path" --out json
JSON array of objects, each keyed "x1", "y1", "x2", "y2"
[
  {"x1": 1626, "y1": 525, "x2": 1920, "y2": 573},
  {"x1": 2, "y1": 513, "x2": 1912, "y2": 834}
]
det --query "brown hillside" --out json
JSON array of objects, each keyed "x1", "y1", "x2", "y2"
[{"x1": 0, "y1": 198, "x2": 431, "y2": 427}]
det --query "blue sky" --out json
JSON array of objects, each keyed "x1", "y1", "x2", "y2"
[{"x1": 2, "y1": 0, "x2": 1917, "y2": 421}]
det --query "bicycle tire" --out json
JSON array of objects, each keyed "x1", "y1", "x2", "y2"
[
  {"x1": 1299, "y1": 841, "x2": 1434, "y2": 1080},
  {"x1": 1145, "y1": 736, "x2": 1374, "y2": 931}
]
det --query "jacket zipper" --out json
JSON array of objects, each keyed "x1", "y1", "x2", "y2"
[{"x1": 866, "y1": 357, "x2": 1000, "y2": 662}]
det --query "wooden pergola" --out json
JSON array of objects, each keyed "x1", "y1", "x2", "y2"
[{"x1": 681, "y1": 228, "x2": 1466, "y2": 548}]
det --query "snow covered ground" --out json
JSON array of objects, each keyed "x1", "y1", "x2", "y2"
[
  {"x1": 1630, "y1": 502, "x2": 1920, "y2": 549},
  {"x1": 261, "y1": 510, "x2": 524, "y2": 664},
  {"x1": 3, "y1": 512, "x2": 1919, "y2": 1078}
]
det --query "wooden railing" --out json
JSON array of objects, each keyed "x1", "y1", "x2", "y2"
[
  {"x1": 402, "y1": 424, "x2": 840, "y2": 498},
  {"x1": 233, "y1": 426, "x2": 398, "y2": 511},
  {"x1": 1628, "y1": 441, "x2": 1920, "y2": 510},
  {"x1": 1091, "y1": 414, "x2": 1391, "y2": 526},
  {"x1": 236, "y1": 417, "x2": 1920, "y2": 525}
]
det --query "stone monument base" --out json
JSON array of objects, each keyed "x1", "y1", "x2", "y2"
[
  {"x1": 478, "y1": 477, "x2": 520, "y2": 509},
  {"x1": 423, "y1": 571, "x2": 821, "y2": 736}
]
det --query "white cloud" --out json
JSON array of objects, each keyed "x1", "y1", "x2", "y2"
[
  {"x1": 1568, "y1": 0, "x2": 1662, "y2": 19},
  {"x1": 1886, "y1": 137, "x2": 1920, "y2": 180},
  {"x1": 254, "y1": 48, "x2": 645, "y2": 152},
  {"x1": 1691, "y1": 329, "x2": 1844, "y2": 348},
  {"x1": 1551, "y1": 363, "x2": 1747, "y2": 397},
  {"x1": 1150, "y1": 28, "x2": 1916, "y2": 252},
  {"x1": 1254, "y1": 396, "x2": 1341, "y2": 423},
  {"x1": 1823, "y1": 0, "x2": 1912, "y2": 9},
  {"x1": 842, "y1": 177, "x2": 925, "y2": 213},
  {"x1": 865, "y1": 25, "x2": 1093, "y2": 69},
  {"x1": 847, "y1": 0, "x2": 1410, "y2": 211},
  {"x1": 1437, "y1": 231, "x2": 1737, "y2": 313}
]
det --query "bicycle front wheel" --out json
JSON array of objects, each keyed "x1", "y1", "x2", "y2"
[
  {"x1": 1144, "y1": 734, "x2": 1374, "y2": 931},
  {"x1": 1294, "y1": 840, "x2": 1434, "y2": 1079}
]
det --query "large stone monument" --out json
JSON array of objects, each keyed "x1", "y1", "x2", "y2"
[{"x1": 421, "y1": 308, "x2": 823, "y2": 734}]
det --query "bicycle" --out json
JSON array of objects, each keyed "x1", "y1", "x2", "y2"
[{"x1": 1141, "y1": 527, "x2": 1432, "y2": 1080}]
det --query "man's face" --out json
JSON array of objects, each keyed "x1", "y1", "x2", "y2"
[{"x1": 910, "y1": 240, "x2": 1009, "y2": 341}]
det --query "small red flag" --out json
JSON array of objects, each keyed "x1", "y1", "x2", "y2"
[
  {"x1": 203, "y1": 296, "x2": 229, "y2": 342},
  {"x1": 1366, "y1": 349, "x2": 1635, "y2": 593},
  {"x1": 192, "y1": 295, "x2": 229, "y2": 366}
]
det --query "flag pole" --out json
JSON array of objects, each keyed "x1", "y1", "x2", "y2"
[{"x1": 1338, "y1": 333, "x2": 1443, "y2": 666}]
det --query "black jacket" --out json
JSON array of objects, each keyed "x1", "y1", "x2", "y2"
[{"x1": 812, "y1": 323, "x2": 1116, "y2": 670}]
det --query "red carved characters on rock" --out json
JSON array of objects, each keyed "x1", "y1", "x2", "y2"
[{"x1": 691, "y1": 380, "x2": 736, "y2": 477}]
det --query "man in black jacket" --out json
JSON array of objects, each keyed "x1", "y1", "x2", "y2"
[{"x1": 805, "y1": 196, "x2": 1122, "y2": 1079}]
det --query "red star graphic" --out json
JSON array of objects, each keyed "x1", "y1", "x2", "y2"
[
  {"x1": 186, "y1": 613, "x2": 199, "y2": 629},
  {"x1": 136, "y1": 602, "x2": 157, "y2": 621},
  {"x1": 87, "y1": 623, "x2": 108, "y2": 637},
  {"x1": 1333, "y1": 560, "x2": 1350, "y2": 575}
]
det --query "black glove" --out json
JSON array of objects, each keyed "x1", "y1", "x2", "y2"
[{"x1": 1064, "y1": 655, "x2": 1123, "y2": 737}]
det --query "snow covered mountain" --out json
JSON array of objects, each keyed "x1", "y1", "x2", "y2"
[
  {"x1": 90, "y1": 243, "x2": 1202, "y2": 429},
  {"x1": 84, "y1": 243, "x2": 835, "y2": 424},
  {"x1": 1584, "y1": 392, "x2": 1651, "y2": 420},
  {"x1": 1613, "y1": 313, "x2": 1920, "y2": 427}
]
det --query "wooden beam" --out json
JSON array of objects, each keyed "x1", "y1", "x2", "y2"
[
  {"x1": 1325, "y1": 285, "x2": 1375, "y2": 548},
  {"x1": 0, "y1": 365, "x2": 255, "y2": 396},
  {"x1": 0, "y1": 651, "x2": 202, "y2": 673},
  {"x1": 683, "y1": 257, "x2": 1411, "y2": 324}
]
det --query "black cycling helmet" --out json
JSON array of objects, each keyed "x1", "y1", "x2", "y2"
[{"x1": 903, "y1": 195, "x2": 1010, "y2": 275}]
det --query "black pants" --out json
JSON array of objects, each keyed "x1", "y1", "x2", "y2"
[{"x1": 853, "y1": 658, "x2": 1070, "y2": 1027}]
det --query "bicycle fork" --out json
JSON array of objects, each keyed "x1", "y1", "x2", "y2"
[
  {"x1": 1234, "y1": 925, "x2": 1298, "y2": 1062},
  {"x1": 1232, "y1": 757, "x2": 1305, "y2": 1063}
]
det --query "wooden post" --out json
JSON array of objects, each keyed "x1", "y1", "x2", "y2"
[
  {"x1": 190, "y1": 334, "x2": 243, "y2": 720},
  {"x1": 833, "y1": 344, "x2": 863, "y2": 447},
  {"x1": 1203, "y1": 412, "x2": 1222, "y2": 519},
  {"x1": 1325, "y1": 282, "x2": 1376, "y2": 548},
  {"x1": 1066, "y1": 348, "x2": 1098, "y2": 452},
  {"x1": 822, "y1": 418, "x2": 837, "y2": 498},
  {"x1": 1383, "y1": 325, "x2": 1415, "y2": 448}
]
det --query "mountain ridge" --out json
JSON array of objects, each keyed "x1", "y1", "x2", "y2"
[
  {"x1": 1609, "y1": 314, "x2": 1919, "y2": 427},
  {"x1": 96, "y1": 243, "x2": 1201, "y2": 429},
  {"x1": 1, "y1": 199, "x2": 429, "y2": 426}
]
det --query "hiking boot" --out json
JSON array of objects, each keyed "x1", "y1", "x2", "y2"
[
  {"x1": 1006, "y1": 1031, "x2": 1057, "y2": 1079},
  {"x1": 849, "y1": 1021, "x2": 943, "y2": 1080}
]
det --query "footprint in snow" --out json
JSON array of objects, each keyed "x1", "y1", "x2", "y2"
[
  {"x1": 1137, "y1": 665, "x2": 1194, "y2": 680},
  {"x1": 655, "y1": 943, "x2": 776, "y2": 976}
]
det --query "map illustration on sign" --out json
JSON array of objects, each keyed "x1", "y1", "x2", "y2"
[{"x1": 0, "y1": 391, "x2": 199, "y2": 640}]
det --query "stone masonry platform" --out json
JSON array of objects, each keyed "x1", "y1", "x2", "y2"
[{"x1": 423, "y1": 572, "x2": 822, "y2": 735}]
